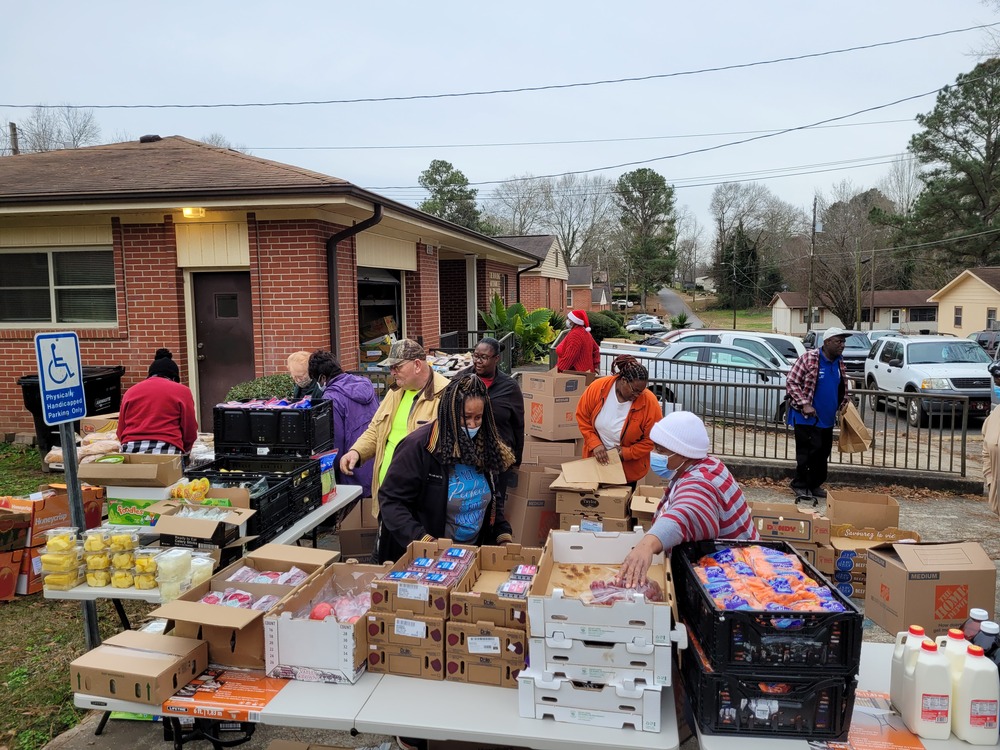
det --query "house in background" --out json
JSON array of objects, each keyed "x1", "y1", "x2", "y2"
[
  {"x1": 769, "y1": 290, "x2": 938, "y2": 336},
  {"x1": 0, "y1": 136, "x2": 534, "y2": 432},
  {"x1": 495, "y1": 234, "x2": 568, "y2": 313},
  {"x1": 566, "y1": 265, "x2": 610, "y2": 312},
  {"x1": 929, "y1": 267, "x2": 1000, "y2": 335}
]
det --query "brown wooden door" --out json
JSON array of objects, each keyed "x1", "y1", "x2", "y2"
[{"x1": 193, "y1": 272, "x2": 255, "y2": 427}]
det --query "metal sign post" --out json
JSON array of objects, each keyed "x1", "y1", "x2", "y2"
[{"x1": 34, "y1": 332, "x2": 101, "y2": 650}]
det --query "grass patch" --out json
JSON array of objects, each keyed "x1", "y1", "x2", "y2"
[
  {"x1": 697, "y1": 307, "x2": 774, "y2": 332},
  {"x1": 0, "y1": 443, "x2": 156, "y2": 747}
]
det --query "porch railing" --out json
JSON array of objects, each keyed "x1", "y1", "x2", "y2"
[{"x1": 438, "y1": 330, "x2": 514, "y2": 374}]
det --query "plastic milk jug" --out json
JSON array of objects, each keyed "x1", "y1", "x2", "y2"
[
  {"x1": 963, "y1": 608, "x2": 991, "y2": 640},
  {"x1": 953, "y1": 644, "x2": 1000, "y2": 745},
  {"x1": 937, "y1": 628, "x2": 970, "y2": 687},
  {"x1": 891, "y1": 624, "x2": 926, "y2": 713},
  {"x1": 972, "y1": 621, "x2": 1000, "y2": 658},
  {"x1": 902, "y1": 639, "x2": 952, "y2": 740}
]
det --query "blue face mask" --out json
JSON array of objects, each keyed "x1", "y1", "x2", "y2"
[
  {"x1": 650, "y1": 452, "x2": 675, "y2": 480},
  {"x1": 994, "y1": 385, "x2": 1000, "y2": 402},
  {"x1": 465, "y1": 425, "x2": 481, "y2": 439}
]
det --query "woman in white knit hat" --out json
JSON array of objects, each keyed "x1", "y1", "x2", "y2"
[{"x1": 618, "y1": 410, "x2": 757, "y2": 587}]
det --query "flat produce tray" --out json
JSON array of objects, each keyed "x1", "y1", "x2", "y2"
[
  {"x1": 682, "y1": 629, "x2": 856, "y2": 740},
  {"x1": 672, "y1": 539, "x2": 862, "y2": 675}
]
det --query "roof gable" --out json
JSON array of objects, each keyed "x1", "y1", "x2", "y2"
[
  {"x1": 930, "y1": 268, "x2": 1000, "y2": 301},
  {"x1": 494, "y1": 234, "x2": 557, "y2": 261},
  {"x1": 567, "y1": 265, "x2": 593, "y2": 287}
]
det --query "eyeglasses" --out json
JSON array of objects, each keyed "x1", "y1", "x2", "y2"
[
  {"x1": 472, "y1": 353, "x2": 496, "y2": 362},
  {"x1": 620, "y1": 380, "x2": 646, "y2": 396},
  {"x1": 389, "y1": 360, "x2": 415, "y2": 374}
]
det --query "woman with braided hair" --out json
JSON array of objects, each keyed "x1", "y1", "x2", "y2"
[
  {"x1": 576, "y1": 354, "x2": 660, "y2": 485},
  {"x1": 376, "y1": 374, "x2": 517, "y2": 563}
]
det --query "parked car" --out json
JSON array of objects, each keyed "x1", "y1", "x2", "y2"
[
  {"x1": 867, "y1": 329, "x2": 902, "y2": 341},
  {"x1": 802, "y1": 329, "x2": 871, "y2": 384},
  {"x1": 968, "y1": 329, "x2": 1000, "y2": 357},
  {"x1": 626, "y1": 319, "x2": 668, "y2": 334},
  {"x1": 864, "y1": 335, "x2": 992, "y2": 426},
  {"x1": 668, "y1": 330, "x2": 790, "y2": 371},
  {"x1": 598, "y1": 339, "x2": 787, "y2": 422},
  {"x1": 754, "y1": 333, "x2": 807, "y2": 365},
  {"x1": 613, "y1": 298, "x2": 635, "y2": 309}
]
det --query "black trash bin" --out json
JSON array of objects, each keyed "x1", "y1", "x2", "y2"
[{"x1": 17, "y1": 365, "x2": 126, "y2": 470}]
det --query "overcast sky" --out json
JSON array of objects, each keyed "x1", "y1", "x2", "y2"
[{"x1": 3, "y1": 1, "x2": 997, "y2": 238}]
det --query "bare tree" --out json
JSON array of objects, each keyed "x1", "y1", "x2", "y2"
[
  {"x1": 60, "y1": 107, "x2": 101, "y2": 148},
  {"x1": 542, "y1": 174, "x2": 618, "y2": 266},
  {"x1": 201, "y1": 132, "x2": 252, "y2": 155},
  {"x1": 877, "y1": 153, "x2": 922, "y2": 217},
  {"x1": 13, "y1": 105, "x2": 101, "y2": 153},
  {"x1": 0, "y1": 120, "x2": 11, "y2": 156},
  {"x1": 483, "y1": 175, "x2": 549, "y2": 235},
  {"x1": 674, "y1": 206, "x2": 704, "y2": 285}
]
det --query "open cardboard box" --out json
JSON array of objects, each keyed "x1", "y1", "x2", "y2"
[
  {"x1": 369, "y1": 539, "x2": 478, "y2": 617},
  {"x1": 0, "y1": 507, "x2": 30, "y2": 552},
  {"x1": 147, "y1": 489, "x2": 256, "y2": 547},
  {"x1": 449, "y1": 544, "x2": 543, "y2": 628},
  {"x1": 70, "y1": 631, "x2": 208, "y2": 706},
  {"x1": 826, "y1": 490, "x2": 899, "y2": 530},
  {"x1": 554, "y1": 452, "x2": 627, "y2": 490},
  {"x1": 750, "y1": 501, "x2": 831, "y2": 545},
  {"x1": 630, "y1": 485, "x2": 663, "y2": 527},
  {"x1": 264, "y1": 560, "x2": 392, "y2": 684},
  {"x1": 865, "y1": 540, "x2": 997, "y2": 637},
  {"x1": 78, "y1": 454, "x2": 184, "y2": 488},
  {"x1": 0, "y1": 485, "x2": 104, "y2": 545},
  {"x1": 521, "y1": 435, "x2": 581, "y2": 465},
  {"x1": 559, "y1": 513, "x2": 631, "y2": 532},
  {"x1": 151, "y1": 544, "x2": 338, "y2": 669}
]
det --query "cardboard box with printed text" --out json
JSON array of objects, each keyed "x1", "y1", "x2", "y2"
[{"x1": 77, "y1": 454, "x2": 184, "y2": 488}]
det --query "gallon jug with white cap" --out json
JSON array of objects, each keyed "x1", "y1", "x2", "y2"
[
  {"x1": 953, "y1": 644, "x2": 1000, "y2": 745},
  {"x1": 937, "y1": 628, "x2": 969, "y2": 688},
  {"x1": 962, "y1": 608, "x2": 991, "y2": 640},
  {"x1": 891, "y1": 624, "x2": 926, "y2": 713},
  {"x1": 972, "y1": 621, "x2": 1000, "y2": 658},
  {"x1": 902, "y1": 639, "x2": 952, "y2": 740}
]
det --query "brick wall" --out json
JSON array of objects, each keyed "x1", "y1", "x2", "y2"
[
  {"x1": 568, "y1": 288, "x2": 593, "y2": 311},
  {"x1": 438, "y1": 260, "x2": 467, "y2": 334},
  {"x1": 550, "y1": 279, "x2": 566, "y2": 311},
  {"x1": 477, "y1": 260, "x2": 516, "y2": 310},
  {"x1": 404, "y1": 243, "x2": 440, "y2": 350}
]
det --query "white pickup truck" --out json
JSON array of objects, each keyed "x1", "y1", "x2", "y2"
[{"x1": 598, "y1": 339, "x2": 787, "y2": 422}]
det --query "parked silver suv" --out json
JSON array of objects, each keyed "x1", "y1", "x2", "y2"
[{"x1": 864, "y1": 335, "x2": 992, "y2": 425}]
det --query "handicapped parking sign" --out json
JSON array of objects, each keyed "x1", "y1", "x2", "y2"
[{"x1": 34, "y1": 332, "x2": 86, "y2": 426}]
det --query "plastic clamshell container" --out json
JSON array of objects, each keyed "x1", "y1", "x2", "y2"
[
  {"x1": 134, "y1": 548, "x2": 160, "y2": 574},
  {"x1": 107, "y1": 528, "x2": 140, "y2": 552},
  {"x1": 41, "y1": 546, "x2": 84, "y2": 573},
  {"x1": 82, "y1": 528, "x2": 110, "y2": 552},
  {"x1": 86, "y1": 570, "x2": 112, "y2": 588},
  {"x1": 44, "y1": 565, "x2": 85, "y2": 591},
  {"x1": 84, "y1": 551, "x2": 111, "y2": 571},
  {"x1": 155, "y1": 548, "x2": 193, "y2": 580},
  {"x1": 44, "y1": 527, "x2": 79, "y2": 552},
  {"x1": 110, "y1": 568, "x2": 135, "y2": 589}
]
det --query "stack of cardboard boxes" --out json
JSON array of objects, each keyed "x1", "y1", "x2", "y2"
[
  {"x1": 749, "y1": 501, "x2": 834, "y2": 575},
  {"x1": 826, "y1": 490, "x2": 921, "y2": 600},
  {"x1": 519, "y1": 530, "x2": 686, "y2": 732},
  {"x1": 1, "y1": 483, "x2": 103, "y2": 595},
  {"x1": 630, "y1": 484, "x2": 664, "y2": 531},
  {"x1": 338, "y1": 496, "x2": 378, "y2": 559},
  {"x1": 550, "y1": 454, "x2": 632, "y2": 534},
  {"x1": 521, "y1": 371, "x2": 587, "y2": 442},
  {"x1": 0, "y1": 506, "x2": 30, "y2": 600}
]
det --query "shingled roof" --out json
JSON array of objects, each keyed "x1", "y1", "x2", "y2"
[
  {"x1": 970, "y1": 267, "x2": 1000, "y2": 293},
  {"x1": 494, "y1": 235, "x2": 557, "y2": 261},
  {"x1": 568, "y1": 265, "x2": 593, "y2": 286}
]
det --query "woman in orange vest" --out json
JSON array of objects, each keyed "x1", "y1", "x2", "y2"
[
  {"x1": 575, "y1": 355, "x2": 659, "y2": 484},
  {"x1": 555, "y1": 310, "x2": 600, "y2": 373}
]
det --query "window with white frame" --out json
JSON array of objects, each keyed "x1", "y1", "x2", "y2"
[
  {"x1": 989, "y1": 308, "x2": 997, "y2": 329},
  {"x1": 891, "y1": 309, "x2": 901, "y2": 325},
  {"x1": 566, "y1": 288, "x2": 573, "y2": 308},
  {"x1": 0, "y1": 248, "x2": 117, "y2": 325},
  {"x1": 802, "y1": 308, "x2": 820, "y2": 324},
  {"x1": 954, "y1": 306, "x2": 963, "y2": 328}
]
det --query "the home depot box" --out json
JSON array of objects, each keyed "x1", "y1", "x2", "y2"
[
  {"x1": 369, "y1": 540, "x2": 478, "y2": 617},
  {"x1": 750, "y1": 502, "x2": 831, "y2": 545},
  {"x1": 518, "y1": 670, "x2": 663, "y2": 732},
  {"x1": 77, "y1": 453, "x2": 184, "y2": 488},
  {"x1": 826, "y1": 490, "x2": 899, "y2": 530},
  {"x1": 865, "y1": 541, "x2": 997, "y2": 638},
  {"x1": 521, "y1": 436, "x2": 581, "y2": 465},
  {"x1": 505, "y1": 494, "x2": 558, "y2": 548},
  {"x1": 264, "y1": 561, "x2": 392, "y2": 684},
  {"x1": 151, "y1": 544, "x2": 338, "y2": 668},
  {"x1": 0, "y1": 485, "x2": 103, "y2": 545},
  {"x1": 450, "y1": 545, "x2": 543, "y2": 628},
  {"x1": 523, "y1": 394, "x2": 580, "y2": 441},
  {"x1": 70, "y1": 631, "x2": 208, "y2": 706},
  {"x1": 521, "y1": 371, "x2": 587, "y2": 398}
]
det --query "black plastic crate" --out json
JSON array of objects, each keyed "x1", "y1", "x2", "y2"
[
  {"x1": 672, "y1": 539, "x2": 863, "y2": 675},
  {"x1": 682, "y1": 629, "x2": 857, "y2": 740},
  {"x1": 194, "y1": 472, "x2": 294, "y2": 535},
  {"x1": 213, "y1": 399, "x2": 333, "y2": 457},
  {"x1": 287, "y1": 479, "x2": 322, "y2": 520},
  {"x1": 186, "y1": 456, "x2": 320, "y2": 493}
]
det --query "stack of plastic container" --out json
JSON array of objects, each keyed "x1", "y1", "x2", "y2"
[
  {"x1": 41, "y1": 528, "x2": 84, "y2": 592},
  {"x1": 155, "y1": 548, "x2": 193, "y2": 601}
]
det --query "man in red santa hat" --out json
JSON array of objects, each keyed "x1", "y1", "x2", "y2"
[{"x1": 555, "y1": 309, "x2": 600, "y2": 373}]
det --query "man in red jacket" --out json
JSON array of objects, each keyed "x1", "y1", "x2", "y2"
[
  {"x1": 117, "y1": 349, "x2": 198, "y2": 454},
  {"x1": 555, "y1": 310, "x2": 600, "y2": 373}
]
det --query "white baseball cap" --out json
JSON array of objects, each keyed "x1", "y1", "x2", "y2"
[{"x1": 824, "y1": 327, "x2": 849, "y2": 340}]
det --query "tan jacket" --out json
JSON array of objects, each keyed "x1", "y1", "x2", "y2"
[
  {"x1": 349, "y1": 370, "x2": 451, "y2": 517},
  {"x1": 982, "y1": 407, "x2": 1000, "y2": 517}
]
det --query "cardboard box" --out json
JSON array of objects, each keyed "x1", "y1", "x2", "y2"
[
  {"x1": 826, "y1": 490, "x2": 899, "y2": 530},
  {"x1": 630, "y1": 485, "x2": 663, "y2": 528},
  {"x1": 80, "y1": 413, "x2": 119, "y2": 435},
  {"x1": 0, "y1": 485, "x2": 103, "y2": 545},
  {"x1": 505, "y1": 493, "x2": 557, "y2": 548},
  {"x1": 445, "y1": 652, "x2": 523, "y2": 688},
  {"x1": 361, "y1": 315, "x2": 398, "y2": 339},
  {"x1": 77, "y1": 454, "x2": 184, "y2": 488},
  {"x1": 555, "y1": 486, "x2": 632, "y2": 516},
  {"x1": 148, "y1": 490, "x2": 256, "y2": 548},
  {"x1": 70, "y1": 631, "x2": 208, "y2": 706},
  {"x1": 152, "y1": 544, "x2": 338, "y2": 668},
  {"x1": 161, "y1": 668, "x2": 287, "y2": 721},
  {"x1": 506, "y1": 466, "x2": 559, "y2": 500},
  {"x1": 517, "y1": 670, "x2": 662, "y2": 732},
  {"x1": 369, "y1": 540, "x2": 478, "y2": 617},
  {"x1": 790, "y1": 542, "x2": 836, "y2": 575},
  {"x1": 264, "y1": 561, "x2": 392, "y2": 684},
  {"x1": 16, "y1": 546, "x2": 42, "y2": 595},
  {"x1": 0, "y1": 508, "x2": 30, "y2": 552},
  {"x1": 446, "y1": 620, "x2": 528, "y2": 663},
  {"x1": 105, "y1": 483, "x2": 182, "y2": 526},
  {"x1": 523, "y1": 394, "x2": 581, "y2": 441},
  {"x1": 750, "y1": 502, "x2": 831, "y2": 546},
  {"x1": 367, "y1": 643, "x2": 444, "y2": 680},
  {"x1": 450, "y1": 544, "x2": 543, "y2": 628},
  {"x1": 557, "y1": 453, "x2": 626, "y2": 489},
  {"x1": 558, "y1": 513, "x2": 631, "y2": 532},
  {"x1": 830, "y1": 527, "x2": 921, "y2": 579},
  {"x1": 865, "y1": 541, "x2": 997, "y2": 638},
  {"x1": 521, "y1": 371, "x2": 587, "y2": 398},
  {"x1": 836, "y1": 581, "x2": 866, "y2": 600},
  {"x1": 366, "y1": 610, "x2": 446, "y2": 649},
  {"x1": 832, "y1": 569, "x2": 867, "y2": 584},
  {"x1": 521, "y1": 436, "x2": 581, "y2": 465},
  {"x1": 338, "y1": 528, "x2": 377, "y2": 560},
  {"x1": 0, "y1": 548, "x2": 23, "y2": 600}
]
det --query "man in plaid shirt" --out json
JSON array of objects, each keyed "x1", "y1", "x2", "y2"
[{"x1": 785, "y1": 328, "x2": 851, "y2": 503}]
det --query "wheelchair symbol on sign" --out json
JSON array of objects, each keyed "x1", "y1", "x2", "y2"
[{"x1": 47, "y1": 342, "x2": 76, "y2": 385}]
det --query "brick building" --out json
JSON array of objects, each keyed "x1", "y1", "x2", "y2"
[
  {"x1": 494, "y1": 235, "x2": 568, "y2": 313},
  {"x1": 0, "y1": 136, "x2": 533, "y2": 431},
  {"x1": 565, "y1": 265, "x2": 610, "y2": 312}
]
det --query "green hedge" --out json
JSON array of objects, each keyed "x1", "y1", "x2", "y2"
[
  {"x1": 587, "y1": 311, "x2": 628, "y2": 343},
  {"x1": 225, "y1": 373, "x2": 295, "y2": 401}
]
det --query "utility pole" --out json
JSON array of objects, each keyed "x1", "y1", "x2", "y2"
[
  {"x1": 9, "y1": 122, "x2": 19, "y2": 155},
  {"x1": 869, "y1": 246, "x2": 876, "y2": 330},
  {"x1": 854, "y1": 237, "x2": 862, "y2": 328},
  {"x1": 806, "y1": 196, "x2": 817, "y2": 333}
]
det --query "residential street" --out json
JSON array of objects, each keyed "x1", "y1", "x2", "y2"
[{"x1": 656, "y1": 287, "x2": 703, "y2": 328}]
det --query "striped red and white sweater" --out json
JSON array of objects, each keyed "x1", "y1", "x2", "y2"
[{"x1": 650, "y1": 456, "x2": 757, "y2": 552}]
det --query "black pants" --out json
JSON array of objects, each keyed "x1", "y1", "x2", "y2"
[{"x1": 792, "y1": 423, "x2": 834, "y2": 492}]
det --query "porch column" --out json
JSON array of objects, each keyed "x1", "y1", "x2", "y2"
[{"x1": 466, "y1": 254, "x2": 478, "y2": 331}]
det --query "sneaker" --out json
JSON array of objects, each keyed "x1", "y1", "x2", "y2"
[
  {"x1": 397, "y1": 737, "x2": 427, "y2": 750},
  {"x1": 810, "y1": 486, "x2": 828, "y2": 499}
]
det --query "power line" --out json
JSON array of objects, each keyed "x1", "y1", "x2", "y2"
[{"x1": 2, "y1": 23, "x2": 995, "y2": 110}]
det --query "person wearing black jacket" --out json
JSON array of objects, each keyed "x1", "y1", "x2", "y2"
[
  {"x1": 376, "y1": 374, "x2": 516, "y2": 564},
  {"x1": 456, "y1": 337, "x2": 524, "y2": 503}
]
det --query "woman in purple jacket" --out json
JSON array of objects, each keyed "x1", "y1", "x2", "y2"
[{"x1": 309, "y1": 351, "x2": 380, "y2": 497}]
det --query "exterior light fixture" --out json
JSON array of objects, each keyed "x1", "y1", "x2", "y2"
[{"x1": 182, "y1": 207, "x2": 206, "y2": 218}]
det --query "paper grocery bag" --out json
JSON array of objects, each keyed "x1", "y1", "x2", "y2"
[{"x1": 838, "y1": 402, "x2": 872, "y2": 453}]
